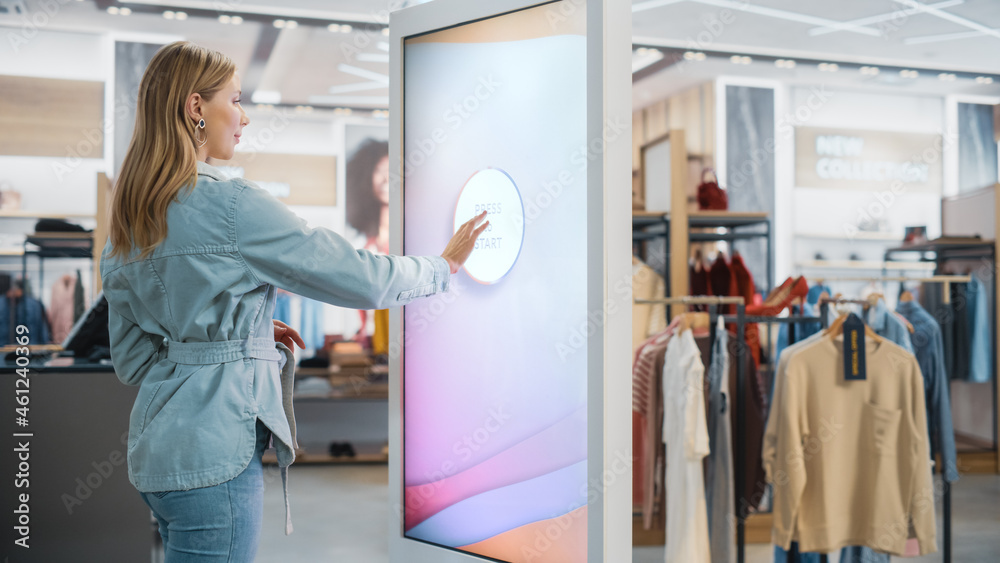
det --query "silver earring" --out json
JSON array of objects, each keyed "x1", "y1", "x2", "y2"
[{"x1": 195, "y1": 119, "x2": 207, "y2": 147}]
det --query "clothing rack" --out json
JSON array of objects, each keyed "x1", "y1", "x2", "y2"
[
  {"x1": 637, "y1": 295, "x2": 821, "y2": 563},
  {"x1": 632, "y1": 212, "x2": 774, "y2": 298},
  {"x1": 884, "y1": 240, "x2": 998, "y2": 472},
  {"x1": 644, "y1": 274, "x2": 967, "y2": 561},
  {"x1": 817, "y1": 274, "x2": 972, "y2": 563}
]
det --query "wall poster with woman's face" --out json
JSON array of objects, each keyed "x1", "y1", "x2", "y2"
[
  {"x1": 345, "y1": 124, "x2": 390, "y2": 340},
  {"x1": 345, "y1": 124, "x2": 390, "y2": 255}
]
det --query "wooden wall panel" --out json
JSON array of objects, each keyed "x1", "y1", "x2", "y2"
[
  {"x1": 644, "y1": 100, "x2": 669, "y2": 142},
  {"x1": 633, "y1": 82, "x2": 716, "y2": 211},
  {"x1": 669, "y1": 129, "x2": 688, "y2": 316},
  {"x1": 0, "y1": 75, "x2": 104, "y2": 158},
  {"x1": 632, "y1": 111, "x2": 645, "y2": 171},
  {"x1": 217, "y1": 152, "x2": 337, "y2": 206}
]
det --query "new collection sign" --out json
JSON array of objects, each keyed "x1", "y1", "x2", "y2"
[{"x1": 795, "y1": 126, "x2": 943, "y2": 192}]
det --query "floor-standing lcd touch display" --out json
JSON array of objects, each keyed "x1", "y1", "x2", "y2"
[{"x1": 402, "y1": 3, "x2": 588, "y2": 562}]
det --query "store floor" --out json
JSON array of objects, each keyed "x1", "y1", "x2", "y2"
[{"x1": 258, "y1": 464, "x2": 1000, "y2": 562}]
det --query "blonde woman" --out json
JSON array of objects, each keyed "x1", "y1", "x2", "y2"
[{"x1": 101, "y1": 41, "x2": 487, "y2": 561}]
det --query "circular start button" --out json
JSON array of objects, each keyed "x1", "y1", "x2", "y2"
[{"x1": 453, "y1": 168, "x2": 525, "y2": 285}]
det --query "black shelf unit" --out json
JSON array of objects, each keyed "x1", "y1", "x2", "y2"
[
  {"x1": 632, "y1": 211, "x2": 773, "y2": 296},
  {"x1": 21, "y1": 232, "x2": 94, "y2": 296}
]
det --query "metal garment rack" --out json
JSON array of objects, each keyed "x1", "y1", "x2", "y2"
[
  {"x1": 636, "y1": 295, "x2": 820, "y2": 563},
  {"x1": 817, "y1": 275, "x2": 972, "y2": 563},
  {"x1": 632, "y1": 213, "x2": 773, "y2": 297},
  {"x1": 21, "y1": 232, "x2": 93, "y2": 297},
  {"x1": 884, "y1": 239, "x2": 998, "y2": 461}
]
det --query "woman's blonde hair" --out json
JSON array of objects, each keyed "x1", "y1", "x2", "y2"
[{"x1": 107, "y1": 41, "x2": 235, "y2": 261}]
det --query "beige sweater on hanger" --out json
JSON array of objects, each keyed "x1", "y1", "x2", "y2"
[{"x1": 768, "y1": 334, "x2": 937, "y2": 556}]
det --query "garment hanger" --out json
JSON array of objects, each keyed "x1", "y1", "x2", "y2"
[
  {"x1": 825, "y1": 312, "x2": 885, "y2": 343},
  {"x1": 899, "y1": 290, "x2": 914, "y2": 302},
  {"x1": 894, "y1": 311, "x2": 915, "y2": 333},
  {"x1": 868, "y1": 292, "x2": 915, "y2": 333},
  {"x1": 676, "y1": 311, "x2": 710, "y2": 333}
]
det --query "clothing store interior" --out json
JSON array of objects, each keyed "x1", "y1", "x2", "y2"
[{"x1": 1, "y1": 0, "x2": 999, "y2": 562}]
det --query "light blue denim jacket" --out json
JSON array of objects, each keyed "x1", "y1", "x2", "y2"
[
  {"x1": 100, "y1": 161, "x2": 450, "y2": 534},
  {"x1": 966, "y1": 275, "x2": 991, "y2": 383},
  {"x1": 866, "y1": 297, "x2": 913, "y2": 353}
]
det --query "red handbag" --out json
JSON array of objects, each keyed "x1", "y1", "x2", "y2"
[{"x1": 697, "y1": 168, "x2": 728, "y2": 211}]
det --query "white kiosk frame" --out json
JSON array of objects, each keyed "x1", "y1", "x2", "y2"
[{"x1": 387, "y1": 0, "x2": 631, "y2": 561}]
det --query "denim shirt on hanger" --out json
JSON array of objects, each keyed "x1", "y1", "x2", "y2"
[
  {"x1": 966, "y1": 275, "x2": 991, "y2": 383},
  {"x1": 896, "y1": 300, "x2": 959, "y2": 482},
  {"x1": 866, "y1": 298, "x2": 913, "y2": 352}
]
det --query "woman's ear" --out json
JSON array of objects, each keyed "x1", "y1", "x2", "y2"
[{"x1": 185, "y1": 92, "x2": 203, "y2": 123}]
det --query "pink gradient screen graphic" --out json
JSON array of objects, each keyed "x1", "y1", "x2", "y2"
[{"x1": 402, "y1": 2, "x2": 589, "y2": 562}]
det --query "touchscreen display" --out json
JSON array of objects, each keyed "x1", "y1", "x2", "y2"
[{"x1": 402, "y1": 2, "x2": 588, "y2": 561}]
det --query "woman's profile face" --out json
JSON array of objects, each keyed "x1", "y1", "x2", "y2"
[
  {"x1": 372, "y1": 155, "x2": 389, "y2": 205},
  {"x1": 195, "y1": 73, "x2": 249, "y2": 161}
]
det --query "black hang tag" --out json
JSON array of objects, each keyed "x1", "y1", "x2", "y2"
[{"x1": 843, "y1": 313, "x2": 867, "y2": 381}]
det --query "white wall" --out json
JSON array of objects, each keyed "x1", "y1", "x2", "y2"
[{"x1": 781, "y1": 87, "x2": 945, "y2": 280}]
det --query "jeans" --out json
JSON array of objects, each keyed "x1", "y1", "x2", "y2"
[{"x1": 141, "y1": 418, "x2": 272, "y2": 562}]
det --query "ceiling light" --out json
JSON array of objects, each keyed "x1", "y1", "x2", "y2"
[
  {"x1": 341, "y1": 24, "x2": 353, "y2": 33},
  {"x1": 107, "y1": 6, "x2": 119, "y2": 14},
  {"x1": 119, "y1": 7, "x2": 131, "y2": 15},
  {"x1": 175, "y1": 11, "x2": 187, "y2": 20},
  {"x1": 938, "y1": 73, "x2": 956, "y2": 81},
  {"x1": 251, "y1": 90, "x2": 282, "y2": 104},
  {"x1": 328, "y1": 23, "x2": 339, "y2": 32},
  {"x1": 818, "y1": 63, "x2": 839, "y2": 72},
  {"x1": 231, "y1": 16, "x2": 243, "y2": 24},
  {"x1": 730, "y1": 55, "x2": 751, "y2": 65},
  {"x1": 859, "y1": 66, "x2": 880, "y2": 75},
  {"x1": 900, "y1": 69, "x2": 919, "y2": 78},
  {"x1": 976, "y1": 76, "x2": 993, "y2": 84},
  {"x1": 775, "y1": 59, "x2": 796, "y2": 69},
  {"x1": 274, "y1": 19, "x2": 286, "y2": 28},
  {"x1": 382, "y1": 28, "x2": 390, "y2": 36},
  {"x1": 684, "y1": 51, "x2": 706, "y2": 61},
  {"x1": 219, "y1": 15, "x2": 231, "y2": 24},
  {"x1": 285, "y1": 20, "x2": 298, "y2": 29},
  {"x1": 295, "y1": 105, "x2": 314, "y2": 113},
  {"x1": 163, "y1": 10, "x2": 175, "y2": 19}
]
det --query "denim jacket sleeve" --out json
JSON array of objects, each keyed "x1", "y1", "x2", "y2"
[
  {"x1": 232, "y1": 179, "x2": 450, "y2": 309},
  {"x1": 107, "y1": 300, "x2": 164, "y2": 386}
]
